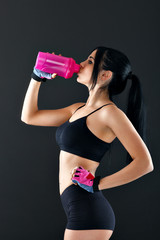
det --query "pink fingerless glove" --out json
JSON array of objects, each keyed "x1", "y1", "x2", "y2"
[
  {"x1": 72, "y1": 166, "x2": 101, "y2": 193},
  {"x1": 31, "y1": 67, "x2": 53, "y2": 82}
]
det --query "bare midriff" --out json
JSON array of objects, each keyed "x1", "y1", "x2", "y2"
[{"x1": 59, "y1": 150, "x2": 99, "y2": 195}]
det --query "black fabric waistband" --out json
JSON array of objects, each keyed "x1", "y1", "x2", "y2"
[{"x1": 60, "y1": 184, "x2": 104, "y2": 204}]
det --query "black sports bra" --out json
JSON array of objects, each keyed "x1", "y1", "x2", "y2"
[{"x1": 55, "y1": 103, "x2": 114, "y2": 163}]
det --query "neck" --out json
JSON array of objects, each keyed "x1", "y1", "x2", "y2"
[{"x1": 85, "y1": 86, "x2": 111, "y2": 108}]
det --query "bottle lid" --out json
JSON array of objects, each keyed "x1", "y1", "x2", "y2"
[{"x1": 35, "y1": 52, "x2": 46, "y2": 70}]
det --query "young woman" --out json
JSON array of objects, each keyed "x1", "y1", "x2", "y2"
[{"x1": 21, "y1": 46, "x2": 154, "y2": 240}]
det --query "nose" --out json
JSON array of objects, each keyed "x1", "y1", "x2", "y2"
[
  {"x1": 80, "y1": 61, "x2": 84, "y2": 71},
  {"x1": 79, "y1": 64, "x2": 82, "y2": 72}
]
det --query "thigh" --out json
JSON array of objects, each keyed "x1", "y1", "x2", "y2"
[{"x1": 64, "y1": 228, "x2": 113, "y2": 240}]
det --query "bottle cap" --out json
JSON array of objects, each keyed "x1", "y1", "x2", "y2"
[{"x1": 35, "y1": 52, "x2": 46, "y2": 69}]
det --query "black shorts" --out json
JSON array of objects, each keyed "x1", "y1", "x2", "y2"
[{"x1": 60, "y1": 184, "x2": 116, "y2": 231}]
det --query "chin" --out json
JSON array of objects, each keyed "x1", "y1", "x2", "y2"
[
  {"x1": 77, "y1": 78, "x2": 83, "y2": 84},
  {"x1": 77, "y1": 78, "x2": 88, "y2": 88}
]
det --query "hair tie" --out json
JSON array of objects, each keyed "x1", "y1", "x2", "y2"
[{"x1": 127, "y1": 71, "x2": 133, "y2": 79}]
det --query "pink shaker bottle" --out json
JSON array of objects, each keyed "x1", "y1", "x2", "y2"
[{"x1": 35, "y1": 52, "x2": 80, "y2": 79}]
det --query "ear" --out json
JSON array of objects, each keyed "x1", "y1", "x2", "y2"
[{"x1": 102, "y1": 70, "x2": 113, "y2": 80}]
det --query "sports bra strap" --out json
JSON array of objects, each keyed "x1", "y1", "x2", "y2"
[
  {"x1": 72, "y1": 104, "x2": 86, "y2": 115},
  {"x1": 72, "y1": 102, "x2": 113, "y2": 117},
  {"x1": 86, "y1": 103, "x2": 114, "y2": 117}
]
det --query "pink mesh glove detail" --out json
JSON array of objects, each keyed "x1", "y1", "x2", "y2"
[{"x1": 72, "y1": 166, "x2": 100, "y2": 193}]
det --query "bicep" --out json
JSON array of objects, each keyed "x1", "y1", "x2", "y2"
[{"x1": 23, "y1": 102, "x2": 85, "y2": 127}]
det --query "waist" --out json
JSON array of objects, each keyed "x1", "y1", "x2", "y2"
[
  {"x1": 59, "y1": 150, "x2": 99, "y2": 195},
  {"x1": 57, "y1": 145, "x2": 106, "y2": 163},
  {"x1": 59, "y1": 150, "x2": 99, "y2": 172}
]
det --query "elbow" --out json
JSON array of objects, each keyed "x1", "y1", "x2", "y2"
[
  {"x1": 135, "y1": 157, "x2": 154, "y2": 174},
  {"x1": 145, "y1": 160, "x2": 154, "y2": 173},
  {"x1": 140, "y1": 153, "x2": 154, "y2": 173},
  {"x1": 147, "y1": 164, "x2": 154, "y2": 173},
  {"x1": 21, "y1": 116, "x2": 35, "y2": 126},
  {"x1": 21, "y1": 112, "x2": 26, "y2": 123},
  {"x1": 21, "y1": 116, "x2": 29, "y2": 124},
  {"x1": 21, "y1": 119, "x2": 28, "y2": 124}
]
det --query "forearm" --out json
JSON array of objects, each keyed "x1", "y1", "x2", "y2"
[
  {"x1": 98, "y1": 158, "x2": 154, "y2": 190},
  {"x1": 21, "y1": 78, "x2": 41, "y2": 122}
]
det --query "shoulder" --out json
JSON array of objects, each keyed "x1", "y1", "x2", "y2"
[
  {"x1": 101, "y1": 104, "x2": 129, "y2": 128},
  {"x1": 69, "y1": 102, "x2": 85, "y2": 114},
  {"x1": 102, "y1": 103, "x2": 124, "y2": 116}
]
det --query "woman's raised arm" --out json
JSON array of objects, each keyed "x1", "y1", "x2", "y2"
[{"x1": 21, "y1": 78, "x2": 84, "y2": 127}]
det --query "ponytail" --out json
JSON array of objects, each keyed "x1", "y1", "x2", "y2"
[{"x1": 126, "y1": 74, "x2": 147, "y2": 164}]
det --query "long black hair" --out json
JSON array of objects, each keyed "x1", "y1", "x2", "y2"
[{"x1": 88, "y1": 46, "x2": 147, "y2": 165}]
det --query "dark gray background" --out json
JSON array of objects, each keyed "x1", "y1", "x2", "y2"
[{"x1": 0, "y1": 0, "x2": 159, "y2": 239}]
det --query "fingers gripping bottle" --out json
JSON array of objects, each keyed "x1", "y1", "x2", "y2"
[{"x1": 35, "y1": 52, "x2": 80, "y2": 79}]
